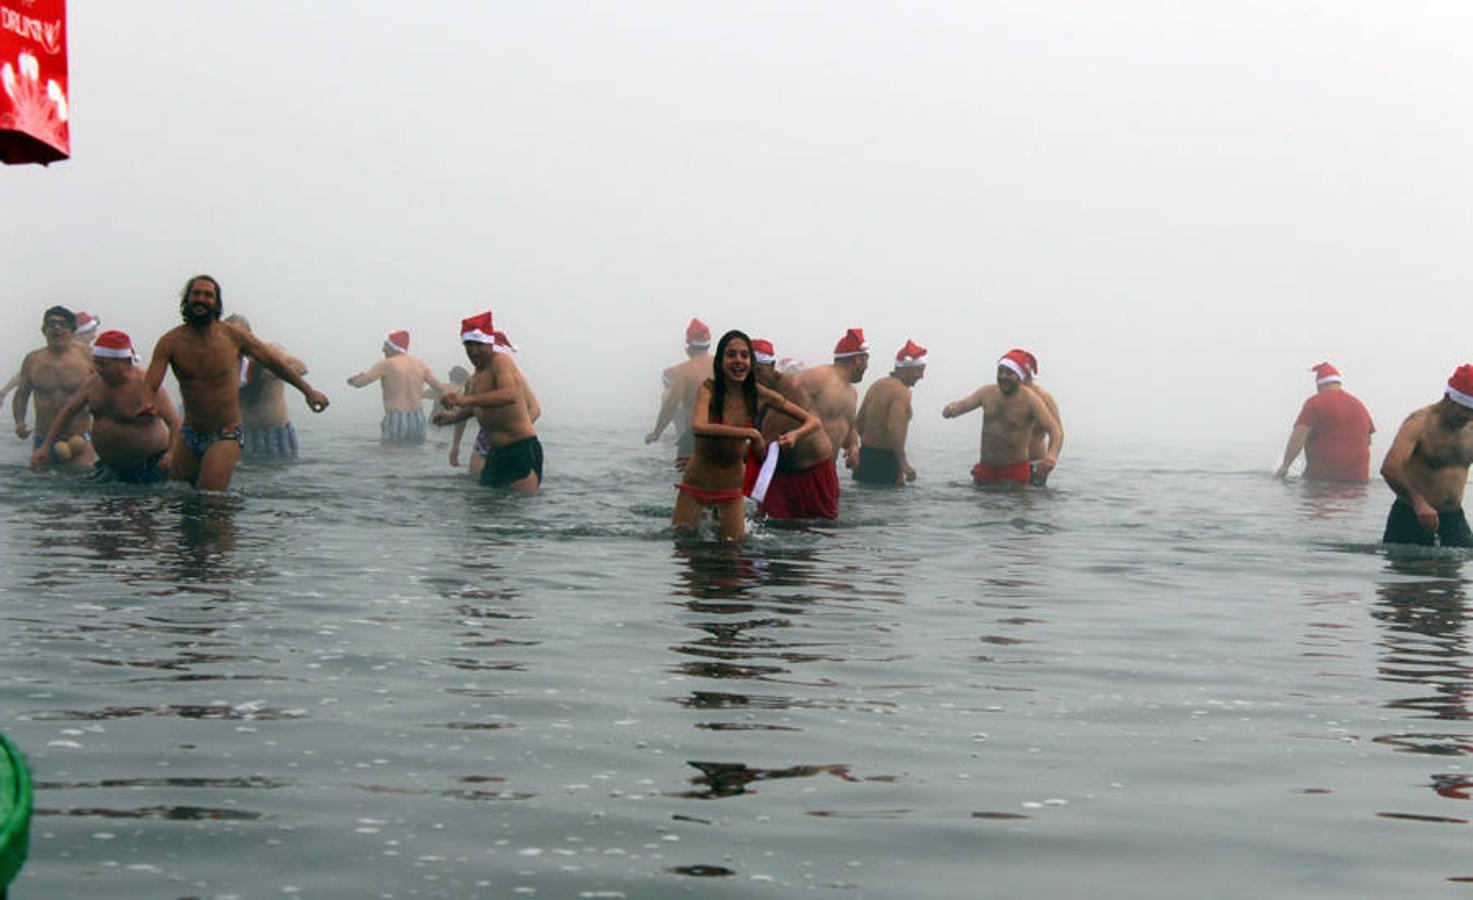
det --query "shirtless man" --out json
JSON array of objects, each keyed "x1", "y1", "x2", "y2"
[
  {"x1": 13, "y1": 306, "x2": 96, "y2": 470},
  {"x1": 1379, "y1": 365, "x2": 1473, "y2": 547},
  {"x1": 646, "y1": 318, "x2": 712, "y2": 470},
  {"x1": 942, "y1": 349, "x2": 1062, "y2": 487},
  {"x1": 226, "y1": 315, "x2": 309, "y2": 459},
  {"x1": 795, "y1": 328, "x2": 869, "y2": 472},
  {"x1": 1015, "y1": 350, "x2": 1064, "y2": 486},
  {"x1": 434, "y1": 312, "x2": 543, "y2": 492},
  {"x1": 448, "y1": 332, "x2": 541, "y2": 476},
  {"x1": 145, "y1": 275, "x2": 330, "y2": 491},
  {"x1": 752, "y1": 339, "x2": 838, "y2": 518},
  {"x1": 347, "y1": 330, "x2": 451, "y2": 445},
  {"x1": 853, "y1": 340, "x2": 927, "y2": 487},
  {"x1": 31, "y1": 330, "x2": 180, "y2": 483}
]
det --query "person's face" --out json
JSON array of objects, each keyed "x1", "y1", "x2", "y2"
[
  {"x1": 898, "y1": 365, "x2": 925, "y2": 386},
  {"x1": 463, "y1": 341, "x2": 492, "y2": 368},
  {"x1": 42, "y1": 315, "x2": 74, "y2": 348},
  {"x1": 95, "y1": 357, "x2": 131, "y2": 386},
  {"x1": 722, "y1": 340, "x2": 751, "y2": 384},
  {"x1": 754, "y1": 361, "x2": 777, "y2": 387},
  {"x1": 847, "y1": 353, "x2": 869, "y2": 383},
  {"x1": 1441, "y1": 397, "x2": 1473, "y2": 429},
  {"x1": 183, "y1": 279, "x2": 219, "y2": 325},
  {"x1": 997, "y1": 365, "x2": 1021, "y2": 394}
]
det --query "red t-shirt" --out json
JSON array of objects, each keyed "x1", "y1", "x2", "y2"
[{"x1": 1295, "y1": 389, "x2": 1374, "y2": 481}]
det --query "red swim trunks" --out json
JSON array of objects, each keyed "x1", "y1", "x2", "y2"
[
  {"x1": 675, "y1": 483, "x2": 746, "y2": 504},
  {"x1": 971, "y1": 461, "x2": 1031, "y2": 486},
  {"x1": 760, "y1": 459, "x2": 841, "y2": 520}
]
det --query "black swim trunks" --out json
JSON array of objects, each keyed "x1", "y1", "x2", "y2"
[
  {"x1": 92, "y1": 450, "x2": 168, "y2": 485},
  {"x1": 480, "y1": 435, "x2": 544, "y2": 488},
  {"x1": 1382, "y1": 499, "x2": 1473, "y2": 548},
  {"x1": 852, "y1": 446, "x2": 902, "y2": 486}
]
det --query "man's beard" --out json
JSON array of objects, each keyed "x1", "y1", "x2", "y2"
[{"x1": 182, "y1": 304, "x2": 215, "y2": 326}]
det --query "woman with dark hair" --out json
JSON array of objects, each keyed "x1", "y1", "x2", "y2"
[{"x1": 674, "y1": 330, "x2": 821, "y2": 540}]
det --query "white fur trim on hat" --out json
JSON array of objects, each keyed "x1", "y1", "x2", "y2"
[
  {"x1": 1315, "y1": 375, "x2": 1342, "y2": 387},
  {"x1": 998, "y1": 357, "x2": 1027, "y2": 379},
  {"x1": 461, "y1": 328, "x2": 496, "y2": 344},
  {"x1": 91, "y1": 344, "x2": 133, "y2": 359},
  {"x1": 895, "y1": 354, "x2": 927, "y2": 368},
  {"x1": 1448, "y1": 385, "x2": 1473, "y2": 409}
]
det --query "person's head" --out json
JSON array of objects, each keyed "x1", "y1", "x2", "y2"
[
  {"x1": 997, "y1": 349, "x2": 1036, "y2": 396},
  {"x1": 41, "y1": 306, "x2": 76, "y2": 348},
  {"x1": 224, "y1": 313, "x2": 252, "y2": 332},
  {"x1": 1311, "y1": 361, "x2": 1342, "y2": 393},
  {"x1": 752, "y1": 338, "x2": 779, "y2": 388},
  {"x1": 1441, "y1": 365, "x2": 1473, "y2": 427},
  {"x1": 893, "y1": 339, "x2": 928, "y2": 387},
  {"x1": 710, "y1": 329, "x2": 758, "y2": 422},
  {"x1": 460, "y1": 312, "x2": 496, "y2": 368},
  {"x1": 833, "y1": 328, "x2": 870, "y2": 382},
  {"x1": 385, "y1": 330, "x2": 409, "y2": 358},
  {"x1": 686, "y1": 318, "x2": 712, "y2": 356},
  {"x1": 90, "y1": 330, "x2": 137, "y2": 385},
  {"x1": 73, "y1": 311, "x2": 100, "y2": 346},
  {"x1": 179, "y1": 275, "x2": 223, "y2": 325},
  {"x1": 448, "y1": 365, "x2": 470, "y2": 384}
]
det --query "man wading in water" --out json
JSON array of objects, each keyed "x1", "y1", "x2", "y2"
[
  {"x1": 145, "y1": 275, "x2": 330, "y2": 490},
  {"x1": 1379, "y1": 365, "x2": 1473, "y2": 547}
]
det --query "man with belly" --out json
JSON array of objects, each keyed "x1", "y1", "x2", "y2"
[
  {"x1": 32, "y1": 330, "x2": 180, "y2": 483},
  {"x1": 1379, "y1": 365, "x2": 1473, "y2": 547},
  {"x1": 795, "y1": 328, "x2": 870, "y2": 473},
  {"x1": 753, "y1": 338, "x2": 838, "y2": 518},
  {"x1": 347, "y1": 330, "x2": 452, "y2": 445},
  {"x1": 942, "y1": 348, "x2": 1061, "y2": 487},
  {"x1": 434, "y1": 312, "x2": 543, "y2": 492},
  {"x1": 13, "y1": 306, "x2": 97, "y2": 470}
]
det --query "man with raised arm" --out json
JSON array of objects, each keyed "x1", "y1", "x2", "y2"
[
  {"x1": 853, "y1": 340, "x2": 927, "y2": 487},
  {"x1": 752, "y1": 338, "x2": 838, "y2": 518},
  {"x1": 13, "y1": 306, "x2": 96, "y2": 470},
  {"x1": 646, "y1": 318, "x2": 713, "y2": 471},
  {"x1": 1276, "y1": 362, "x2": 1375, "y2": 482},
  {"x1": 795, "y1": 328, "x2": 869, "y2": 472},
  {"x1": 347, "y1": 330, "x2": 451, "y2": 445},
  {"x1": 1379, "y1": 365, "x2": 1473, "y2": 547},
  {"x1": 145, "y1": 275, "x2": 330, "y2": 491},
  {"x1": 226, "y1": 315, "x2": 310, "y2": 459},
  {"x1": 434, "y1": 312, "x2": 543, "y2": 492},
  {"x1": 943, "y1": 348, "x2": 1061, "y2": 487},
  {"x1": 32, "y1": 330, "x2": 180, "y2": 483}
]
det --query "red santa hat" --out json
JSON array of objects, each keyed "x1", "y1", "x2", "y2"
[
  {"x1": 491, "y1": 330, "x2": 518, "y2": 354},
  {"x1": 833, "y1": 328, "x2": 869, "y2": 359},
  {"x1": 385, "y1": 330, "x2": 409, "y2": 355},
  {"x1": 1447, "y1": 365, "x2": 1473, "y2": 409},
  {"x1": 998, "y1": 348, "x2": 1038, "y2": 380},
  {"x1": 460, "y1": 312, "x2": 496, "y2": 344},
  {"x1": 75, "y1": 311, "x2": 100, "y2": 336},
  {"x1": 752, "y1": 339, "x2": 776, "y2": 365},
  {"x1": 895, "y1": 339, "x2": 928, "y2": 368},
  {"x1": 1310, "y1": 362, "x2": 1341, "y2": 386},
  {"x1": 686, "y1": 318, "x2": 712, "y2": 348},
  {"x1": 91, "y1": 329, "x2": 135, "y2": 360}
]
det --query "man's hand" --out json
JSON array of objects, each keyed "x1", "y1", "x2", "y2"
[
  {"x1": 1033, "y1": 457, "x2": 1057, "y2": 480},
  {"x1": 14, "y1": 421, "x2": 29, "y2": 440},
  {"x1": 1415, "y1": 498, "x2": 1441, "y2": 535},
  {"x1": 644, "y1": 430, "x2": 659, "y2": 445},
  {"x1": 305, "y1": 389, "x2": 330, "y2": 413},
  {"x1": 431, "y1": 410, "x2": 456, "y2": 427},
  {"x1": 28, "y1": 446, "x2": 48, "y2": 470},
  {"x1": 449, "y1": 446, "x2": 461, "y2": 468},
  {"x1": 440, "y1": 392, "x2": 465, "y2": 409},
  {"x1": 941, "y1": 403, "x2": 958, "y2": 419},
  {"x1": 903, "y1": 463, "x2": 917, "y2": 483},
  {"x1": 1274, "y1": 464, "x2": 1289, "y2": 480},
  {"x1": 843, "y1": 445, "x2": 859, "y2": 470},
  {"x1": 777, "y1": 431, "x2": 798, "y2": 450}
]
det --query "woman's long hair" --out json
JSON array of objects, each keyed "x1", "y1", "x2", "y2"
[{"x1": 710, "y1": 330, "x2": 758, "y2": 426}]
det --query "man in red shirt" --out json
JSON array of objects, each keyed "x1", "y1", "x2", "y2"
[{"x1": 1275, "y1": 362, "x2": 1375, "y2": 482}]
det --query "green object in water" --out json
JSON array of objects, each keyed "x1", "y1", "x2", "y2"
[{"x1": 0, "y1": 733, "x2": 31, "y2": 890}]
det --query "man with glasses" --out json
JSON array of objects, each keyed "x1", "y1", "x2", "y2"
[{"x1": 13, "y1": 306, "x2": 96, "y2": 469}]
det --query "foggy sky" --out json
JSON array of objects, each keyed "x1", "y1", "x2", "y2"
[{"x1": 5, "y1": 1, "x2": 1472, "y2": 459}]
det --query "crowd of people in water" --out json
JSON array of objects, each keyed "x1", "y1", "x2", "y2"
[{"x1": 9, "y1": 274, "x2": 1473, "y2": 546}]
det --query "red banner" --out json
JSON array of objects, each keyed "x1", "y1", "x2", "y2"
[{"x1": 0, "y1": 0, "x2": 67, "y2": 165}]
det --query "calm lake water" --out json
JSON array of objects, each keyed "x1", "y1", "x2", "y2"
[{"x1": 2, "y1": 417, "x2": 1471, "y2": 898}]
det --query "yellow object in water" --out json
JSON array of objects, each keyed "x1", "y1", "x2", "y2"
[
  {"x1": 68, "y1": 435, "x2": 88, "y2": 455},
  {"x1": 51, "y1": 441, "x2": 71, "y2": 461}
]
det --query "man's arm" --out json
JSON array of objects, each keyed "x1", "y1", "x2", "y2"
[
  {"x1": 888, "y1": 390, "x2": 915, "y2": 482},
  {"x1": 31, "y1": 377, "x2": 93, "y2": 468},
  {"x1": 0, "y1": 370, "x2": 19, "y2": 402},
  {"x1": 523, "y1": 382, "x2": 542, "y2": 423},
  {"x1": 757, "y1": 384, "x2": 820, "y2": 448},
  {"x1": 646, "y1": 384, "x2": 681, "y2": 443},
  {"x1": 1276, "y1": 425, "x2": 1311, "y2": 479},
  {"x1": 10, "y1": 357, "x2": 34, "y2": 438},
  {"x1": 1381, "y1": 413, "x2": 1438, "y2": 533},
  {"x1": 942, "y1": 388, "x2": 987, "y2": 419},
  {"x1": 421, "y1": 362, "x2": 453, "y2": 398},
  {"x1": 1029, "y1": 394, "x2": 1063, "y2": 478},
  {"x1": 143, "y1": 333, "x2": 173, "y2": 396},
  {"x1": 443, "y1": 356, "x2": 522, "y2": 410},
  {"x1": 346, "y1": 359, "x2": 386, "y2": 388},
  {"x1": 239, "y1": 328, "x2": 329, "y2": 411}
]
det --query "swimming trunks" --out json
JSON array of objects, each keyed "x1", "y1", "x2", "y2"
[
  {"x1": 242, "y1": 422, "x2": 298, "y2": 459},
  {"x1": 675, "y1": 483, "x2": 747, "y2": 504},
  {"x1": 972, "y1": 461, "x2": 1032, "y2": 486},
  {"x1": 180, "y1": 423, "x2": 245, "y2": 458},
  {"x1": 481, "y1": 435, "x2": 544, "y2": 488},
  {"x1": 852, "y1": 446, "x2": 902, "y2": 486},
  {"x1": 92, "y1": 449, "x2": 167, "y2": 485},
  {"x1": 1382, "y1": 499, "x2": 1473, "y2": 548},
  {"x1": 381, "y1": 410, "x2": 427, "y2": 444},
  {"x1": 761, "y1": 458, "x2": 840, "y2": 519},
  {"x1": 472, "y1": 428, "x2": 490, "y2": 459}
]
